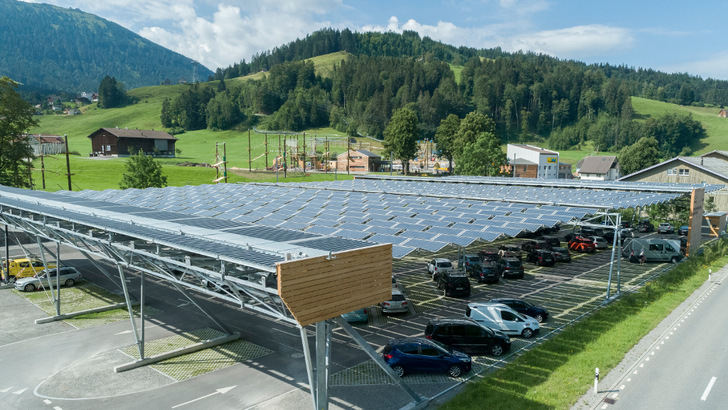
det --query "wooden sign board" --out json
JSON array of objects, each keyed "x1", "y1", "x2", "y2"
[
  {"x1": 687, "y1": 187, "x2": 704, "y2": 257},
  {"x1": 277, "y1": 244, "x2": 392, "y2": 327}
]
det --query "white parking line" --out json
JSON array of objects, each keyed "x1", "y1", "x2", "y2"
[{"x1": 701, "y1": 377, "x2": 716, "y2": 401}]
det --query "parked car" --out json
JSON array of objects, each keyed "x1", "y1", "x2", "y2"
[
  {"x1": 521, "y1": 239, "x2": 551, "y2": 252},
  {"x1": 637, "y1": 219, "x2": 654, "y2": 233},
  {"x1": 437, "y1": 271, "x2": 471, "y2": 297},
  {"x1": 569, "y1": 235, "x2": 596, "y2": 253},
  {"x1": 425, "y1": 318, "x2": 511, "y2": 356},
  {"x1": 381, "y1": 288, "x2": 410, "y2": 314},
  {"x1": 3, "y1": 258, "x2": 57, "y2": 281},
  {"x1": 342, "y1": 307, "x2": 369, "y2": 323},
  {"x1": 14, "y1": 267, "x2": 82, "y2": 292},
  {"x1": 479, "y1": 250, "x2": 500, "y2": 264},
  {"x1": 541, "y1": 236, "x2": 561, "y2": 248},
  {"x1": 678, "y1": 225, "x2": 689, "y2": 236},
  {"x1": 551, "y1": 246, "x2": 572, "y2": 262},
  {"x1": 465, "y1": 302, "x2": 540, "y2": 338},
  {"x1": 499, "y1": 258, "x2": 525, "y2": 279},
  {"x1": 457, "y1": 253, "x2": 481, "y2": 273},
  {"x1": 382, "y1": 337, "x2": 472, "y2": 378},
  {"x1": 427, "y1": 258, "x2": 453, "y2": 281},
  {"x1": 527, "y1": 249, "x2": 556, "y2": 266},
  {"x1": 590, "y1": 236, "x2": 609, "y2": 250},
  {"x1": 498, "y1": 244, "x2": 522, "y2": 260},
  {"x1": 473, "y1": 261, "x2": 501, "y2": 284},
  {"x1": 489, "y1": 298, "x2": 549, "y2": 323},
  {"x1": 657, "y1": 223, "x2": 674, "y2": 234}
]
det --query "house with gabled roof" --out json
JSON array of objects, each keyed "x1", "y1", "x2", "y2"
[
  {"x1": 25, "y1": 134, "x2": 66, "y2": 156},
  {"x1": 618, "y1": 152, "x2": 728, "y2": 211},
  {"x1": 575, "y1": 156, "x2": 620, "y2": 181},
  {"x1": 334, "y1": 149, "x2": 381, "y2": 172},
  {"x1": 87, "y1": 127, "x2": 178, "y2": 157}
]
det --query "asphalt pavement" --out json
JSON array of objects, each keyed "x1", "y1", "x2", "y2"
[{"x1": 572, "y1": 264, "x2": 728, "y2": 410}]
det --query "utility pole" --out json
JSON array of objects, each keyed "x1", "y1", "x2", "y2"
[
  {"x1": 40, "y1": 154, "x2": 46, "y2": 189},
  {"x1": 264, "y1": 133, "x2": 268, "y2": 170},
  {"x1": 248, "y1": 129, "x2": 252, "y2": 172},
  {"x1": 64, "y1": 134, "x2": 72, "y2": 191},
  {"x1": 347, "y1": 137, "x2": 350, "y2": 175},
  {"x1": 303, "y1": 132, "x2": 306, "y2": 171},
  {"x1": 283, "y1": 136, "x2": 287, "y2": 178}
]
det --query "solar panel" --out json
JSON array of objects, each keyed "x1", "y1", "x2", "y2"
[
  {"x1": 401, "y1": 238, "x2": 449, "y2": 252},
  {"x1": 367, "y1": 234, "x2": 409, "y2": 245}
]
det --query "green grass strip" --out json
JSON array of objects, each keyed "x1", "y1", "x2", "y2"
[{"x1": 441, "y1": 239, "x2": 728, "y2": 410}]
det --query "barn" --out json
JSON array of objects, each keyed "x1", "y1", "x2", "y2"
[{"x1": 88, "y1": 127, "x2": 178, "y2": 157}]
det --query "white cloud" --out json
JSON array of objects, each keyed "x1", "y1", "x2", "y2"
[
  {"x1": 660, "y1": 52, "x2": 728, "y2": 80},
  {"x1": 506, "y1": 25, "x2": 633, "y2": 58}
]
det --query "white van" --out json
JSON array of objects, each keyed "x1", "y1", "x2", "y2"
[
  {"x1": 465, "y1": 302, "x2": 540, "y2": 338},
  {"x1": 622, "y1": 238, "x2": 683, "y2": 263}
]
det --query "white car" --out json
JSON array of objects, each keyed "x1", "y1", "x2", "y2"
[
  {"x1": 14, "y1": 267, "x2": 82, "y2": 292},
  {"x1": 657, "y1": 223, "x2": 674, "y2": 234},
  {"x1": 590, "y1": 236, "x2": 608, "y2": 249},
  {"x1": 427, "y1": 258, "x2": 453, "y2": 281},
  {"x1": 465, "y1": 302, "x2": 540, "y2": 339}
]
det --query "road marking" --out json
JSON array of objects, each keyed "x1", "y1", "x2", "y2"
[
  {"x1": 601, "y1": 404, "x2": 608, "y2": 409},
  {"x1": 115, "y1": 325, "x2": 154, "y2": 335},
  {"x1": 701, "y1": 377, "x2": 716, "y2": 401},
  {"x1": 0, "y1": 387, "x2": 11, "y2": 393},
  {"x1": 12, "y1": 388, "x2": 27, "y2": 394},
  {"x1": 44, "y1": 399, "x2": 52, "y2": 404},
  {"x1": 53, "y1": 407, "x2": 62, "y2": 410},
  {"x1": 619, "y1": 384, "x2": 625, "y2": 390},
  {"x1": 172, "y1": 385, "x2": 236, "y2": 408}
]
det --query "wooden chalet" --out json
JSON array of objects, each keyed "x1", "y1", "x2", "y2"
[{"x1": 88, "y1": 127, "x2": 178, "y2": 157}]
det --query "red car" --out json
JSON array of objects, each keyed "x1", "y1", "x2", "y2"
[{"x1": 568, "y1": 235, "x2": 596, "y2": 253}]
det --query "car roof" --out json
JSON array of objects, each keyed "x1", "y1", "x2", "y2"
[
  {"x1": 433, "y1": 258, "x2": 451, "y2": 262},
  {"x1": 429, "y1": 317, "x2": 480, "y2": 326}
]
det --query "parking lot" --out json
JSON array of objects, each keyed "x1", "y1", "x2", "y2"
[{"x1": 0, "y1": 229, "x2": 684, "y2": 409}]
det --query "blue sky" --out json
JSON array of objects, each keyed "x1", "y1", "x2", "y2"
[{"x1": 21, "y1": 0, "x2": 728, "y2": 80}]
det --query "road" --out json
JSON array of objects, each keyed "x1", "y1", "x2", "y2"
[{"x1": 597, "y1": 270, "x2": 728, "y2": 409}]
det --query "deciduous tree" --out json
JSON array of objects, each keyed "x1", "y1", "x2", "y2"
[
  {"x1": 0, "y1": 76, "x2": 37, "y2": 188},
  {"x1": 456, "y1": 131, "x2": 507, "y2": 176},
  {"x1": 434, "y1": 114, "x2": 460, "y2": 172},
  {"x1": 383, "y1": 108, "x2": 419, "y2": 175},
  {"x1": 120, "y1": 149, "x2": 168, "y2": 189},
  {"x1": 619, "y1": 136, "x2": 660, "y2": 175}
]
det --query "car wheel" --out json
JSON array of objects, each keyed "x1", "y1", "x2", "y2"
[
  {"x1": 64, "y1": 278, "x2": 75, "y2": 287},
  {"x1": 491, "y1": 344, "x2": 504, "y2": 357},
  {"x1": 24, "y1": 283, "x2": 36, "y2": 292},
  {"x1": 442, "y1": 287, "x2": 448, "y2": 297},
  {"x1": 391, "y1": 365, "x2": 405, "y2": 377},
  {"x1": 671, "y1": 256, "x2": 679, "y2": 264},
  {"x1": 534, "y1": 314, "x2": 544, "y2": 323},
  {"x1": 447, "y1": 364, "x2": 462, "y2": 378},
  {"x1": 521, "y1": 328, "x2": 534, "y2": 339}
]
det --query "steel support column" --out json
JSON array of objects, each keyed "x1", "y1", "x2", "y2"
[
  {"x1": 117, "y1": 264, "x2": 144, "y2": 360},
  {"x1": 315, "y1": 320, "x2": 331, "y2": 410}
]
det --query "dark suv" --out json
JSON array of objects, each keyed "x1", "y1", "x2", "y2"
[
  {"x1": 479, "y1": 250, "x2": 500, "y2": 264},
  {"x1": 499, "y1": 258, "x2": 525, "y2": 279},
  {"x1": 489, "y1": 298, "x2": 549, "y2": 323},
  {"x1": 521, "y1": 239, "x2": 551, "y2": 252},
  {"x1": 472, "y1": 261, "x2": 501, "y2": 284},
  {"x1": 541, "y1": 236, "x2": 561, "y2": 248},
  {"x1": 527, "y1": 249, "x2": 556, "y2": 266},
  {"x1": 382, "y1": 337, "x2": 472, "y2": 378},
  {"x1": 437, "y1": 271, "x2": 471, "y2": 297},
  {"x1": 425, "y1": 318, "x2": 511, "y2": 356},
  {"x1": 498, "y1": 244, "x2": 522, "y2": 260}
]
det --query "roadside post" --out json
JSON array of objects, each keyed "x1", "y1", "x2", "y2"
[
  {"x1": 709, "y1": 268, "x2": 712, "y2": 281},
  {"x1": 594, "y1": 367, "x2": 599, "y2": 394}
]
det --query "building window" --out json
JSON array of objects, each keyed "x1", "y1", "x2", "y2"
[
  {"x1": 667, "y1": 168, "x2": 676, "y2": 175},
  {"x1": 679, "y1": 168, "x2": 689, "y2": 176}
]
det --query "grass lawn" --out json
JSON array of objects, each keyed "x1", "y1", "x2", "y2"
[{"x1": 441, "y1": 239, "x2": 728, "y2": 410}]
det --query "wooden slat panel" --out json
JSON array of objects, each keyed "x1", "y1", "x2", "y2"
[{"x1": 277, "y1": 244, "x2": 392, "y2": 326}]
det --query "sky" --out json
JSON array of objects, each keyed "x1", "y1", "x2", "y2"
[{"x1": 20, "y1": 0, "x2": 728, "y2": 80}]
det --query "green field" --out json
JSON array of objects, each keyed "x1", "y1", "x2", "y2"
[{"x1": 28, "y1": 58, "x2": 727, "y2": 192}]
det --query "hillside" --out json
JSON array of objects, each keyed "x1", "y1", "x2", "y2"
[{"x1": 0, "y1": 0, "x2": 213, "y2": 95}]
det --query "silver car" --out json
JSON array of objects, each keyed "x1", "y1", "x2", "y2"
[
  {"x1": 381, "y1": 289, "x2": 409, "y2": 314},
  {"x1": 14, "y1": 267, "x2": 82, "y2": 292},
  {"x1": 591, "y1": 236, "x2": 608, "y2": 250}
]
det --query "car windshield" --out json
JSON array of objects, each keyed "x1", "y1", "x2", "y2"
[
  {"x1": 466, "y1": 256, "x2": 479, "y2": 262},
  {"x1": 438, "y1": 261, "x2": 452, "y2": 268},
  {"x1": 508, "y1": 260, "x2": 522, "y2": 268},
  {"x1": 391, "y1": 294, "x2": 406, "y2": 301}
]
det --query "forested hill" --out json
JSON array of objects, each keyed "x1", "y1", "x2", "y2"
[{"x1": 0, "y1": 0, "x2": 212, "y2": 96}]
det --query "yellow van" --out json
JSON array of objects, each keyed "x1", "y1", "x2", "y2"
[{"x1": 2, "y1": 258, "x2": 57, "y2": 281}]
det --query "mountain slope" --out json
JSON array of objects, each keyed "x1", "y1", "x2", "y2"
[{"x1": 0, "y1": 0, "x2": 212, "y2": 94}]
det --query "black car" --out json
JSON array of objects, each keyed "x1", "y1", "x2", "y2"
[
  {"x1": 425, "y1": 318, "x2": 511, "y2": 356},
  {"x1": 473, "y1": 262, "x2": 501, "y2": 284},
  {"x1": 437, "y1": 271, "x2": 471, "y2": 297},
  {"x1": 489, "y1": 298, "x2": 549, "y2": 323},
  {"x1": 498, "y1": 244, "x2": 522, "y2": 260},
  {"x1": 551, "y1": 246, "x2": 572, "y2": 262},
  {"x1": 382, "y1": 337, "x2": 472, "y2": 378},
  {"x1": 541, "y1": 236, "x2": 561, "y2": 248},
  {"x1": 479, "y1": 250, "x2": 500, "y2": 264},
  {"x1": 527, "y1": 249, "x2": 556, "y2": 266},
  {"x1": 521, "y1": 239, "x2": 551, "y2": 252},
  {"x1": 499, "y1": 258, "x2": 525, "y2": 279}
]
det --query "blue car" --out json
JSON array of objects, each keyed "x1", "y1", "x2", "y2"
[
  {"x1": 382, "y1": 337, "x2": 472, "y2": 378},
  {"x1": 678, "y1": 225, "x2": 689, "y2": 236},
  {"x1": 342, "y1": 307, "x2": 369, "y2": 323}
]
